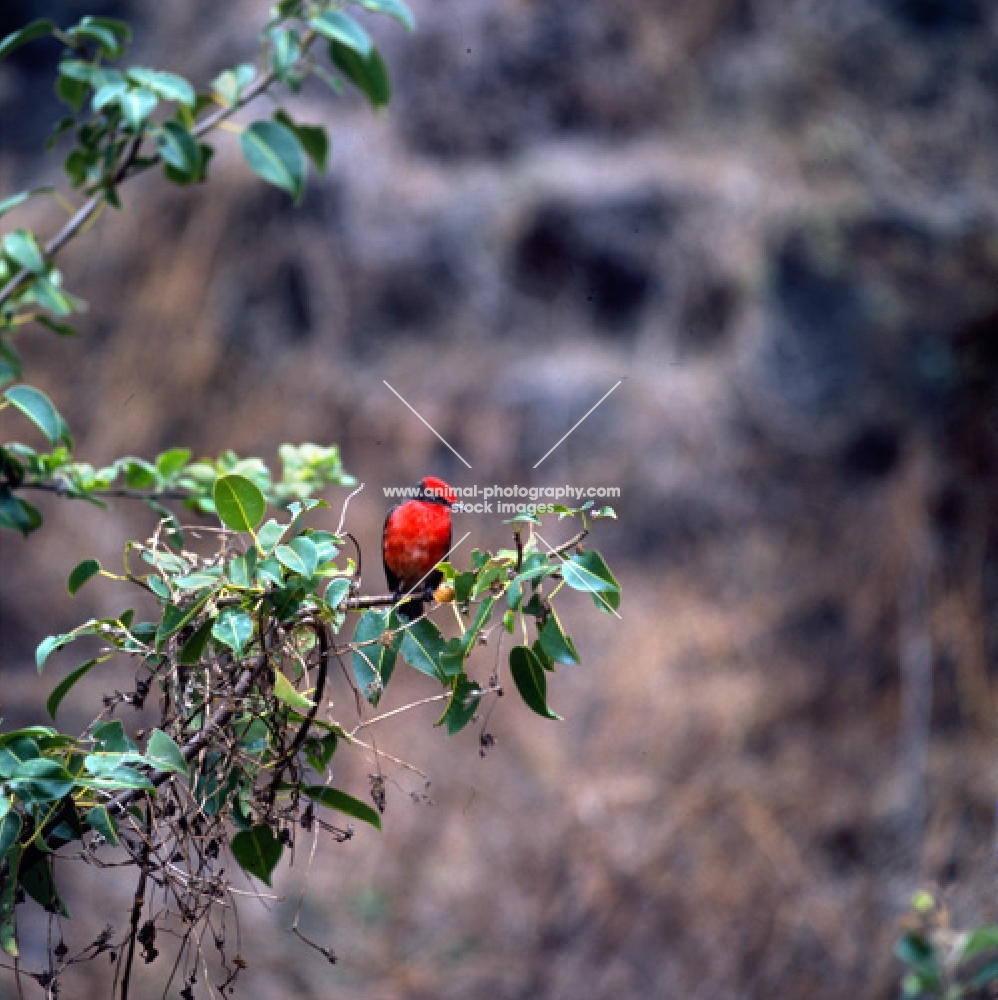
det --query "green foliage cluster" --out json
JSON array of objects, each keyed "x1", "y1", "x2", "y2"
[
  {"x1": 896, "y1": 891, "x2": 998, "y2": 999},
  {"x1": 0, "y1": 5, "x2": 623, "y2": 993}
]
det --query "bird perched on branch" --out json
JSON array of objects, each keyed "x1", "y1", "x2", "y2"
[{"x1": 383, "y1": 476, "x2": 456, "y2": 620}]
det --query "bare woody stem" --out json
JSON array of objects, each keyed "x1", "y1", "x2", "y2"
[{"x1": 107, "y1": 653, "x2": 268, "y2": 816}]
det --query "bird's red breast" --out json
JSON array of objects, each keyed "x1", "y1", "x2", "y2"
[{"x1": 383, "y1": 477, "x2": 455, "y2": 616}]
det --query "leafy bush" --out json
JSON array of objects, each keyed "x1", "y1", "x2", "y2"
[{"x1": 0, "y1": 5, "x2": 620, "y2": 995}]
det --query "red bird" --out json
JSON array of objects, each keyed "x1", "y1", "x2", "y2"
[{"x1": 383, "y1": 476, "x2": 456, "y2": 620}]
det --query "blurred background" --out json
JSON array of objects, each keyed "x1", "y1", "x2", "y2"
[{"x1": 2, "y1": 0, "x2": 998, "y2": 996}]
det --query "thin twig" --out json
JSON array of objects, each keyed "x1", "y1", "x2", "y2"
[
  {"x1": 119, "y1": 802, "x2": 152, "y2": 1000},
  {"x1": 0, "y1": 53, "x2": 287, "y2": 311},
  {"x1": 20, "y1": 482, "x2": 190, "y2": 501},
  {"x1": 348, "y1": 692, "x2": 452, "y2": 737},
  {"x1": 107, "y1": 654, "x2": 268, "y2": 816}
]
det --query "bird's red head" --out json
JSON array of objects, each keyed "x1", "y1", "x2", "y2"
[{"x1": 418, "y1": 476, "x2": 456, "y2": 507}]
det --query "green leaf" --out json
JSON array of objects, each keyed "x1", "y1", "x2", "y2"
[
  {"x1": 436, "y1": 674, "x2": 482, "y2": 735},
  {"x1": 531, "y1": 639, "x2": 553, "y2": 672},
  {"x1": 127, "y1": 68, "x2": 195, "y2": 106},
  {"x1": 92, "y1": 720, "x2": 135, "y2": 752},
  {"x1": 310, "y1": 11, "x2": 373, "y2": 57},
  {"x1": 55, "y1": 73, "x2": 87, "y2": 111},
  {"x1": 68, "y1": 23, "x2": 122, "y2": 58},
  {"x1": 256, "y1": 518, "x2": 287, "y2": 554},
  {"x1": 155, "y1": 447, "x2": 191, "y2": 479},
  {"x1": 560, "y1": 550, "x2": 621, "y2": 613},
  {"x1": 0, "y1": 19, "x2": 55, "y2": 61},
  {"x1": 36, "y1": 633, "x2": 71, "y2": 671},
  {"x1": 157, "y1": 596, "x2": 209, "y2": 644},
  {"x1": 35, "y1": 316, "x2": 77, "y2": 337},
  {"x1": 440, "y1": 600, "x2": 493, "y2": 675},
  {"x1": 118, "y1": 87, "x2": 158, "y2": 129},
  {"x1": 970, "y1": 959, "x2": 998, "y2": 990},
  {"x1": 77, "y1": 16, "x2": 131, "y2": 49},
  {"x1": 268, "y1": 28, "x2": 302, "y2": 82},
  {"x1": 273, "y1": 669, "x2": 315, "y2": 712},
  {"x1": 438, "y1": 641, "x2": 464, "y2": 679},
  {"x1": 357, "y1": 0, "x2": 416, "y2": 31},
  {"x1": 0, "y1": 340, "x2": 22, "y2": 386},
  {"x1": 119, "y1": 456, "x2": 157, "y2": 488},
  {"x1": 279, "y1": 536, "x2": 318, "y2": 578},
  {"x1": 0, "y1": 844, "x2": 20, "y2": 955},
  {"x1": 230, "y1": 824, "x2": 282, "y2": 885},
  {"x1": 9, "y1": 758, "x2": 76, "y2": 801},
  {"x1": 302, "y1": 785, "x2": 382, "y2": 830},
  {"x1": 85, "y1": 805, "x2": 118, "y2": 845},
  {"x1": 3, "y1": 384, "x2": 73, "y2": 447},
  {"x1": 214, "y1": 473, "x2": 267, "y2": 532},
  {"x1": 329, "y1": 42, "x2": 390, "y2": 109},
  {"x1": 400, "y1": 617, "x2": 447, "y2": 681},
  {"x1": 538, "y1": 613, "x2": 580, "y2": 665},
  {"x1": 157, "y1": 121, "x2": 202, "y2": 179},
  {"x1": 27, "y1": 275, "x2": 82, "y2": 317},
  {"x1": 212, "y1": 608, "x2": 253, "y2": 656},
  {"x1": 351, "y1": 609, "x2": 400, "y2": 705},
  {"x1": 91, "y1": 73, "x2": 128, "y2": 110},
  {"x1": 0, "y1": 491, "x2": 42, "y2": 537},
  {"x1": 211, "y1": 63, "x2": 256, "y2": 106},
  {"x1": 305, "y1": 732, "x2": 338, "y2": 773},
  {"x1": 471, "y1": 563, "x2": 503, "y2": 599},
  {"x1": 240, "y1": 120, "x2": 306, "y2": 202},
  {"x1": 509, "y1": 645, "x2": 561, "y2": 720},
  {"x1": 453, "y1": 570, "x2": 476, "y2": 604},
  {"x1": 324, "y1": 576, "x2": 351, "y2": 608},
  {"x1": 272, "y1": 110, "x2": 329, "y2": 173},
  {"x1": 506, "y1": 562, "x2": 554, "y2": 610},
  {"x1": 256, "y1": 557, "x2": 284, "y2": 586},
  {"x1": 45, "y1": 658, "x2": 100, "y2": 719},
  {"x1": 894, "y1": 932, "x2": 938, "y2": 970},
  {"x1": 83, "y1": 766, "x2": 154, "y2": 791},
  {"x1": 959, "y1": 925, "x2": 998, "y2": 964},
  {"x1": 226, "y1": 552, "x2": 254, "y2": 588},
  {"x1": 19, "y1": 855, "x2": 69, "y2": 916},
  {"x1": 3, "y1": 230, "x2": 45, "y2": 273},
  {"x1": 164, "y1": 140, "x2": 212, "y2": 187},
  {"x1": 145, "y1": 729, "x2": 187, "y2": 775},
  {"x1": 274, "y1": 543, "x2": 305, "y2": 577},
  {"x1": 0, "y1": 192, "x2": 31, "y2": 219},
  {"x1": 0, "y1": 810, "x2": 22, "y2": 858},
  {"x1": 178, "y1": 618, "x2": 214, "y2": 666},
  {"x1": 171, "y1": 569, "x2": 223, "y2": 592},
  {"x1": 67, "y1": 558, "x2": 101, "y2": 596}
]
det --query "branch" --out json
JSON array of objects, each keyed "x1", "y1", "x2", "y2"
[
  {"x1": 19, "y1": 481, "x2": 190, "y2": 502},
  {"x1": 107, "y1": 654, "x2": 267, "y2": 816},
  {"x1": 342, "y1": 593, "x2": 400, "y2": 610},
  {"x1": 0, "y1": 40, "x2": 300, "y2": 312},
  {"x1": 118, "y1": 802, "x2": 152, "y2": 1000},
  {"x1": 340, "y1": 534, "x2": 586, "y2": 609},
  {"x1": 550, "y1": 528, "x2": 588, "y2": 557}
]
